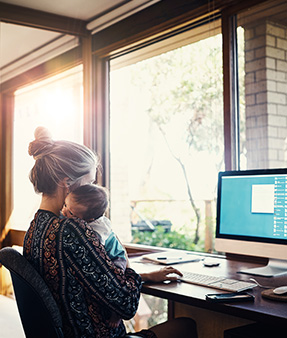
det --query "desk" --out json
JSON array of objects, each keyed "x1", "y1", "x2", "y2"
[{"x1": 131, "y1": 255, "x2": 287, "y2": 338}]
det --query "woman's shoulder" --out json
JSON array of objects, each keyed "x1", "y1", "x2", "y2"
[
  {"x1": 60, "y1": 214, "x2": 90, "y2": 230},
  {"x1": 35, "y1": 210, "x2": 95, "y2": 238},
  {"x1": 32, "y1": 212, "x2": 103, "y2": 258},
  {"x1": 59, "y1": 215, "x2": 102, "y2": 248},
  {"x1": 36, "y1": 209, "x2": 84, "y2": 227}
]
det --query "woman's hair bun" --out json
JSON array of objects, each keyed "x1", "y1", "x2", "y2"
[
  {"x1": 28, "y1": 126, "x2": 53, "y2": 158},
  {"x1": 34, "y1": 126, "x2": 52, "y2": 141}
]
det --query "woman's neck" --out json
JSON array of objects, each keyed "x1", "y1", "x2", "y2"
[
  {"x1": 40, "y1": 188, "x2": 66, "y2": 216},
  {"x1": 39, "y1": 196, "x2": 62, "y2": 216},
  {"x1": 39, "y1": 182, "x2": 68, "y2": 216}
]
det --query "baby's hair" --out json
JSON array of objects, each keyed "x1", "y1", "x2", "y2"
[
  {"x1": 71, "y1": 184, "x2": 109, "y2": 221},
  {"x1": 29, "y1": 126, "x2": 98, "y2": 195}
]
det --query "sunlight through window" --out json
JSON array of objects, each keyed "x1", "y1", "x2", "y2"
[{"x1": 11, "y1": 65, "x2": 83, "y2": 230}]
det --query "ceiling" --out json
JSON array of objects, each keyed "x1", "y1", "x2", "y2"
[
  {"x1": 0, "y1": 0, "x2": 159, "y2": 76},
  {"x1": 0, "y1": 0, "x2": 132, "y2": 21},
  {"x1": 1, "y1": 0, "x2": 287, "y2": 80}
]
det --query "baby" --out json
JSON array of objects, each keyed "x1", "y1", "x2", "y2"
[{"x1": 62, "y1": 183, "x2": 127, "y2": 327}]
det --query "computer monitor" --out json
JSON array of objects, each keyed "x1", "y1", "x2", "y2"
[{"x1": 215, "y1": 168, "x2": 287, "y2": 277}]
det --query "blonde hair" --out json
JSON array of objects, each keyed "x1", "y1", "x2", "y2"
[{"x1": 29, "y1": 127, "x2": 98, "y2": 195}]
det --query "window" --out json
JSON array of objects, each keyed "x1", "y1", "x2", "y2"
[
  {"x1": 110, "y1": 21, "x2": 223, "y2": 252},
  {"x1": 10, "y1": 65, "x2": 83, "y2": 230},
  {"x1": 237, "y1": 0, "x2": 287, "y2": 170}
]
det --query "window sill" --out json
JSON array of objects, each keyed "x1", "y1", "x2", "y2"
[{"x1": 1, "y1": 229, "x2": 25, "y2": 248}]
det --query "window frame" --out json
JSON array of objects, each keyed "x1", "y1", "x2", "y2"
[
  {"x1": 91, "y1": 1, "x2": 264, "y2": 185},
  {"x1": 0, "y1": 50, "x2": 84, "y2": 246},
  {"x1": 0, "y1": 45, "x2": 86, "y2": 247},
  {"x1": 90, "y1": 0, "x2": 269, "y2": 249},
  {"x1": 0, "y1": 0, "x2": 270, "y2": 248}
]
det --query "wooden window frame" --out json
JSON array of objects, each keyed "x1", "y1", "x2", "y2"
[
  {"x1": 0, "y1": 0, "x2": 269, "y2": 248},
  {"x1": 0, "y1": 3, "x2": 89, "y2": 247},
  {"x1": 91, "y1": 0, "x2": 269, "y2": 180}
]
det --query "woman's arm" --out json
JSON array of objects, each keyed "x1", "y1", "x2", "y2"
[{"x1": 115, "y1": 238, "x2": 182, "y2": 282}]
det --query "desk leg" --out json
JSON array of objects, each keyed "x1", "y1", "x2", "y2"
[
  {"x1": 172, "y1": 303, "x2": 253, "y2": 338},
  {"x1": 167, "y1": 300, "x2": 175, "y2": 321}
]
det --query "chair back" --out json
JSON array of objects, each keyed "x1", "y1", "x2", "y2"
[{"x1": 0, "y1": 247, "x2": 64, "y2": 338}]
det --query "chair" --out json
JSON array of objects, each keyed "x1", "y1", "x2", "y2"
[
  {"x1": 0, "y1": 247, "x2": 141, "y2": 338},
  {"x1": 0, "y1": 247, "x2": 64, "y2": 338}
]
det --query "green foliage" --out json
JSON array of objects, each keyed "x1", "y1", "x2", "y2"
[
  {"x1": 132, "y1": 34, "x2": 224, "y2": 156},
  {"x1": 132, "y1": 226, "x2": 204, "y2": 252}
]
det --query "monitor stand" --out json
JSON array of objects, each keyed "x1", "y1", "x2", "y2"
[{"x1": 238, "y1": 259, "x2": 287, "y2": 277}]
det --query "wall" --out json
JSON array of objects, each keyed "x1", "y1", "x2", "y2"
[{"x1": 245, "y1": 20, "x2": 287, "y2": 169}]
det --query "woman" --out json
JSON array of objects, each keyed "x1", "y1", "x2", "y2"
[{"x1": 23, "y1": 127, "x2": 197, "y2": 338}]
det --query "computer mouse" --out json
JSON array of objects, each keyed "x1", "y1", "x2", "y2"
[
  {"x1": 203, "y1": 258, "x2": 220, "y2": 267},
  {"x1": 273, "y1": 286, "x2": 287, "y2": 295}
]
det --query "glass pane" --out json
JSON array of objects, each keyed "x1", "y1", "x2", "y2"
[
  {"x1": 110, "y1": 25, "x2": 224, "y2": 252},
  {"x1": 238, "y1": 0, "x2": 287, "y2": 170},
  {"x1": 11, "y1": 65, "x2": 83, "y2": 230}
]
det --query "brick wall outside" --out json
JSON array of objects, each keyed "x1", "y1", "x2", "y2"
[{"x1": 244, "y1": 20, "x2": 287, "y2": 169}]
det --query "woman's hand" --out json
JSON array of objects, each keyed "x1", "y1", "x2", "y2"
[{"x1": 140, "y1": 266, "x2": 183, "y2": 283}]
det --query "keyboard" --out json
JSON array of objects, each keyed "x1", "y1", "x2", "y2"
[{"x1": 179, "y1": 271, "x2": 257, "y2": 292}]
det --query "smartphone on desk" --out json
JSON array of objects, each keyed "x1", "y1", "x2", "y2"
[{"x1": 206, "y1": 292, "x2": 254, "y2": 303}]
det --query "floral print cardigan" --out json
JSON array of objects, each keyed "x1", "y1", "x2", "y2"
[{"x1": 24, "y1": 210, "x2": 142, "y2": 338}]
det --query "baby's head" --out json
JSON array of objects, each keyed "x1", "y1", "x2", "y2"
[{"x1": 62, "y1": 184, "x2": 108, "y2": 222}]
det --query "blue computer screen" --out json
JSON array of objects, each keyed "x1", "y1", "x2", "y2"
[{"x1": 218, "y1": 172, "x2": 287, "y2": 241}]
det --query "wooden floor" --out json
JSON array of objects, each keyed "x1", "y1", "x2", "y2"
[{"x1": 0, "y1": 295, "x2": 25, "y2": 337}]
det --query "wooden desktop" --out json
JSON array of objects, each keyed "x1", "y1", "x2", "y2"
[{"x1": 131, "y1": 253, "x2": 287, "y2": 338}]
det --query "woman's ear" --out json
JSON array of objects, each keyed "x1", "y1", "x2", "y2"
[{"x1": 63, "y1": 177, "x2": 71, "y2": 192}]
